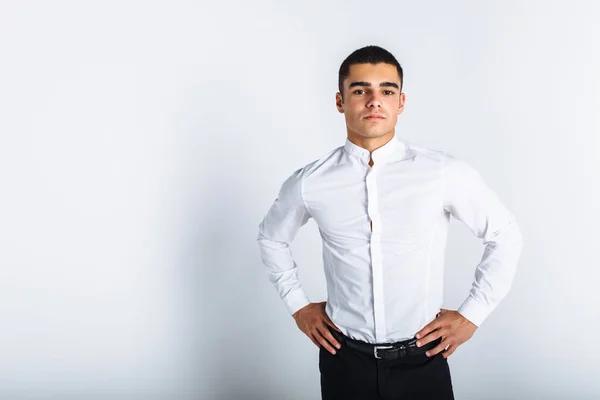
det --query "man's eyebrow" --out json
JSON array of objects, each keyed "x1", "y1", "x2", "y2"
[
  {"x1": 348, "y1": 81, "x2": 400, "y2": 89},
  {"x1": 380, "y1": 82, "x2": 400, "y2": 89}
]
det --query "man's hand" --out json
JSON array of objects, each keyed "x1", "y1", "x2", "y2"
[
  {"x1": 414, "y1": 308, "x2": 478, "y2": 359},
  {"x1": 292, "y1": 301, "x2": 342, "y2": 355}
]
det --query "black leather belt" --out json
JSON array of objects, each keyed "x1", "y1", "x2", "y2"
[{"x1": 330, "y1": 327, "x2": 442, "y2": 360}]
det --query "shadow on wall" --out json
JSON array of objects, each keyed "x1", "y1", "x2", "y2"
[{"x1": 168, "y1": 82, "x2": 311, "y2": 400}]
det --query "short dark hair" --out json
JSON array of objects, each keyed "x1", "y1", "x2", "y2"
[{"x1": 338, "y1": 45, "x2": 403, "y2": 100}]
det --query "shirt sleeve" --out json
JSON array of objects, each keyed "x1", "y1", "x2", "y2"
[
  {"x1": 442, "y1": 154, "x2": 524, "y2": 327},
  {"x1": 257, "y1": 167, "x2": 312, "y2": 316}
]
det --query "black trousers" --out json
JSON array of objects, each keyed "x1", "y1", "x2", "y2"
[{"x1": 319, "y1": 327, "x2": 455, "y2": 400}]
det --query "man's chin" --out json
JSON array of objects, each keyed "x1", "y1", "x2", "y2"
[{"x1": 356, "y1": 131, "x2": 391, "y2": 139}]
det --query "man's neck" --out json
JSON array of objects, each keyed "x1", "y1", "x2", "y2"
[{"x1": 347, "y1": 130, "x2": 396, "y2": 154}]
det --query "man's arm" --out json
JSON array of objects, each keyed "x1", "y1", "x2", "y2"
[
  {"x1": 415, "y1": 154, "x2": 523, "y2": 358},
  {"x1": 257, "y1": 167, "x2": 343, "y2": 354},
  {"x1": 442, "y1": 154, "x2": 524, "y2": 327},
  {"x1": 256, "y1": 167, "x2": 312, "y2": 316}
]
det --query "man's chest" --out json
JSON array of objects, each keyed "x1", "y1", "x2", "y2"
[{"x1": 303, "y1": 163, "x2": 444, "y2": 240}]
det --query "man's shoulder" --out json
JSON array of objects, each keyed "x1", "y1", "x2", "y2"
[
  {"x1": 276, "y1": 146, "x2": 343, "y2": 193},
  {"x1": 404, "y1": 141, "x2": 449, "y2": 164},
  {"x1": 401, "y1": 142, "x2": 481, "y2": 182},
  {"x1": 404, "y1": 142, "x2": 481, "y2": 183},
  {"x1": 295, "y1": 145, "x2": 345, "y2": 177}
]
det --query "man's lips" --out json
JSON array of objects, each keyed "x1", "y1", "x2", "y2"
[{"x1": 364, "y1": 115, "x2": 384, "y2": 120}]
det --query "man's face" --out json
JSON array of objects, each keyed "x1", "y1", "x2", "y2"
[{"x1": 336, "y1": 63, "x2": 405, "y2": 140}]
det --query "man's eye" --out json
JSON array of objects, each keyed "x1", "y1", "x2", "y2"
[
  {"x1": 384, "y1": 90, "x2": 395, "y2": 95},
  {"x1": 353, "y1": 89, "x2": 365, "y2": 94}
]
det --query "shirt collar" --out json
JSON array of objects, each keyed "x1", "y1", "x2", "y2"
[{"x1": 343, "y1": 134, "x2": 404, "y2": 164}]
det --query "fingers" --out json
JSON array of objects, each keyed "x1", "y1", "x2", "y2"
[
  {"x1": 296, "y1": 303, "x2": 343, "y2": 355},
  {"x1": 315, "y1": 325, "x2": 341, "y2": 354},
  {"x1": 415, "y1": 320, "x2": 441, "y2": 340},
  {"x1": 426, "y1": 340, "x2": 452, "y2": 357},
  {"x1": 442, "y1": 344, "x2": 456, "y2": 358},
  {"x1": 307, "y1": 332, "x2": 321, "y2": 348},
  {"x1": 416, "y1": 328, "x2": 444, "y2": 348}
]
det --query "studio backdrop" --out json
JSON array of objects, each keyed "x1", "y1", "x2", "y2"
[{"x1": 0, "y1": 1, "x2": 598, "y2": 399}]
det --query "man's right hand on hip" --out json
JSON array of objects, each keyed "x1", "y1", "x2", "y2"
[{"x1": 292, "y1": 301, "x2": 343, "y2": 355}]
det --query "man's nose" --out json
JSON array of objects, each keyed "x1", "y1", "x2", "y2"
[{"x1": 366, "y1": 93, "x2": 383, "y2": 107}]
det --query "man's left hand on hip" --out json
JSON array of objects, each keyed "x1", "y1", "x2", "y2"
[{"x1": 414, "y1": 309, "x2": 478, "y2": 359}]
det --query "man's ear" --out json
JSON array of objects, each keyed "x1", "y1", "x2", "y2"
[
  {"x1": 397, "y1": 92, "x2": 406, "y2": 115},
  {"x1": 335, "y1": 92, "x2": 344, "y2": 113}
]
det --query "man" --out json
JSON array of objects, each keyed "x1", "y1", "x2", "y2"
[{"x1": 256, "y1": 45, "x2": 523, "y2": 400}]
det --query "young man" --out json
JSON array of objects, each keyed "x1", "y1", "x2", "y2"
[{"x1": 256, "y1": 45, "x2": 523, "y2": 400}]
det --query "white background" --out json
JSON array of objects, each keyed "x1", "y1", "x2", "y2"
[{"x1": 1, "y1": 1, "x2": 598, "y2": 399}]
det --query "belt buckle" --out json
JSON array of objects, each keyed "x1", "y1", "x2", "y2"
[
  {"x1": 374, "y1": 345, "x2": 396, "y2": 359},
  {"x1": 374, "y1": 343, "x2": 407, "y2": 359}
]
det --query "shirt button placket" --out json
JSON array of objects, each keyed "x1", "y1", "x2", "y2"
[{"x1": 366, "y1": 161, "x2": 386, "y2": 342}]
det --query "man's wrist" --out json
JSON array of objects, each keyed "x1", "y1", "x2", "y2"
[
  {"x1": 292, "y1": 302, "x2": 310, "y2": 320},
  {"x1": 285, "y1": 289, "x2": 311, "y2": 316}
]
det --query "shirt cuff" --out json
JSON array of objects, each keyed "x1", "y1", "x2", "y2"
[
  {"x1": 284, "y1": 288, "x2": 311, "y2": 316},
  {"x1": 457, "y1": 296, "x2": 491, "y2": 327}
]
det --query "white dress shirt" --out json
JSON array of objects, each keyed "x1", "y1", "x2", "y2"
[{"x1": 257, "y1": 135, "x2": 523, "y2": 344}]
